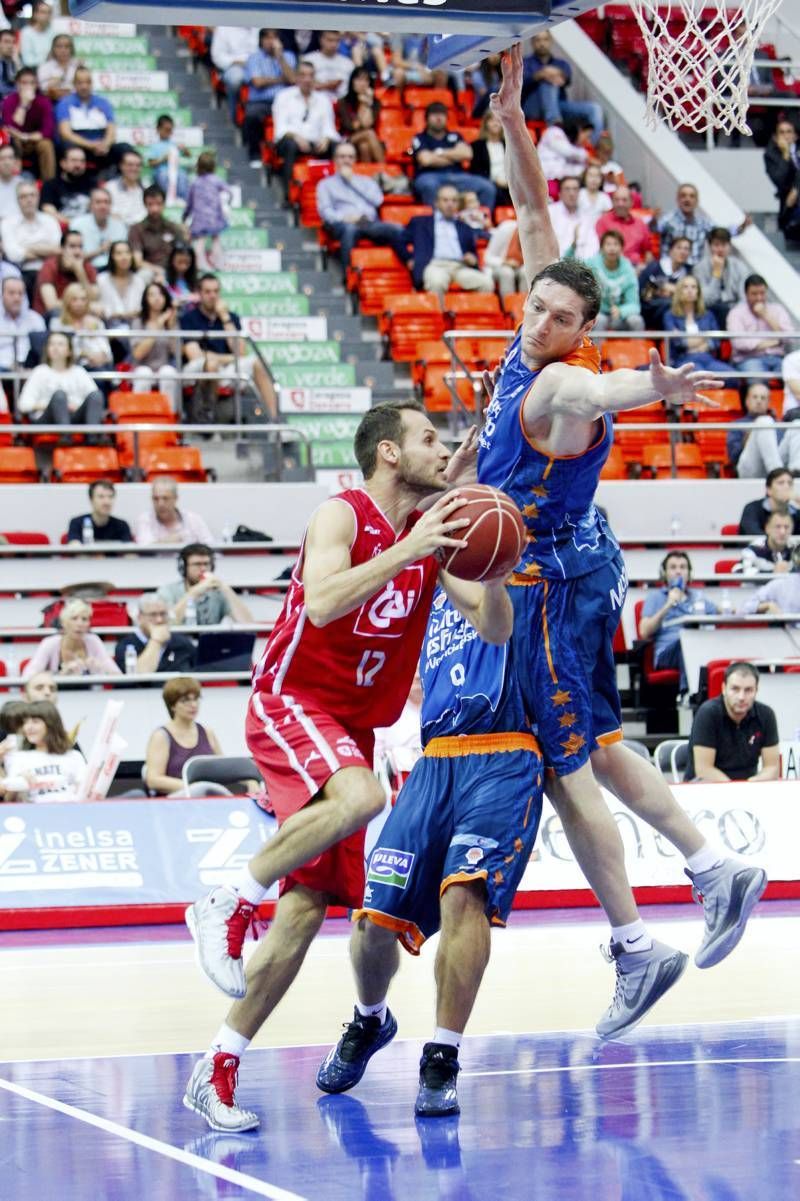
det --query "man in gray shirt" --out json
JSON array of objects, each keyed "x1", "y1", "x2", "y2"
[
  {"x1": 157, "y1": 543, "x2": 253, "y2": 625},
  {"x1": 693, "y1": 226, "x2": 749, "y2": 328},
  {"x1": 70, "y1": 187, "x2": 127, "y2": 271}
]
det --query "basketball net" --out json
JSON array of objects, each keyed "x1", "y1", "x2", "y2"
[{"x1": 627, "y1": 0, "x2": 785, "y2": 133}]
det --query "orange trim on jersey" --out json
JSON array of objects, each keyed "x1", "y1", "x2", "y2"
[
  {"x1": 353, "y1": 908, "x2": 425, "y2": 956},
  {"x1": 523, "y1": 793, "x2": 535, "y2": 830},
  {"x1": 424, "y1": 732, "x2": 541, "y2": 758},
  {"x1": 596, "y1": 728, "x2": 624, "y2": 746},
  {"x1": 509, "y1": 574, "x2": 544, "y2": 587},
  {"x1": 540, "y1": 580, "x2": 558, "y2": 685},
  {"x1": 490, "y1": 914, "x2": 507, "y2": 928},
  {"x1": 440, "y1": 869, "x2": 489, "y2": 899}
]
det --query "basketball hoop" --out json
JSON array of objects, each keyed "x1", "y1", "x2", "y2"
[{"x1": 627, "y1": 0, "x2": 785, "y2": 133}]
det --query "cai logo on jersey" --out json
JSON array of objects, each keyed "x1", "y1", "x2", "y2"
[
  {"x1": 367, "y1": 848, "x2": 415, "y2": 889},
  {"x1": 354, "y1": 565, "x2": 424, "y2": 639},
  {"x1": 0, "y1": 813, "x2": 142, "y2": 891}
]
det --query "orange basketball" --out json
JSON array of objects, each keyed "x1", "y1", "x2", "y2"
[{"x1": 439, "y1": 484, "x2": 526, "y2": 582}]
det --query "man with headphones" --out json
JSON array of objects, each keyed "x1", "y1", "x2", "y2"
[
  {"x1": 639, "y1": 551, "x2": 718, "y2": 692},
  {"x1": 157, "y1": 543, "x2": 253, "y2": 626}
]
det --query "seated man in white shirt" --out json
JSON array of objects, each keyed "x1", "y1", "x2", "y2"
[
  {"x1": 133, "y1": 475, "x2": 214, "y2": 546},
  {"x1": 0, "y1": 178, "x2": 61, "y2": 297},
  {"x1": 0, "y1": 276, "x2": 45, "y2": 382},
  {"x1": 271, "y1": 60, "x2": 338, "y2": 201},
  {"x1": 305, "y1": 31, "x2": 353, "y2": 101},
  {"x1": 105, "y1": 149, "x2": 146, "y2": 228},
  {"x1": 0, "y1": 143, "x2": 21, "y2": 220},
  {"x1": 210, "y1": 25, "x2": 259, "y2": 124},
  {"x1": 548, "y1": 175, "x2": 599, "y2": 260}
]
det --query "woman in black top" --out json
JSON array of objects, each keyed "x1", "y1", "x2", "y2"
[
  {"x1": 469, "y1": 110, "x2": 510, "y2": 208},
  {"x1": 336, "y1": 66, "x2": 383, "y2": 163}
]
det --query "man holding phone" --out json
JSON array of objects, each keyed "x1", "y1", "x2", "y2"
[{"x1": 639, "y1": 550, "x2": 718, "y2": 692}]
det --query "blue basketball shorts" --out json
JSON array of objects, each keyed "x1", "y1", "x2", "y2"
[
  {"x1": 509, "y1": 550, "x2": 628, "y2": 776},
  {"x1": 355, "y1": 732, "x2": 543, "y2": 954}
]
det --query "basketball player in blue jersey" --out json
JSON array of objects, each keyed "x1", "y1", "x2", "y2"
[
  {"x1": 476, "y1": 44, "x2": 766, "y2": 1038},
  {"x1": 316, "y1": 584, "x2": 543, "y2": 1117}
]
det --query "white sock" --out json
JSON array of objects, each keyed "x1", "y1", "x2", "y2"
[
  {"x1": 610, "y1": 919, "x2": 653, "y2": 952},
  {"x1": 232, "y1": 866, "x2": 269, "y2": 906},
  {"x1": 356, "y1": 999, "x2": 387, "y2": 1024},
  {"x1": 210, "y1": 1022, "x2": 250, "y2": 1058},
  {"x1": 686, "y1": 843, "x2": 723, "y2": 876},
  {"x1": 433, "y1": 1026, "x2": 462, "y2": 1049}
]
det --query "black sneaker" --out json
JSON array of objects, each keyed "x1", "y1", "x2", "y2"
[
  {"x1": 414, "y1": 1042, "x2": 460, "y2": 1117},
  {"x1": 316, "y1": 1008, "x2": 398, "y2": 1094}
]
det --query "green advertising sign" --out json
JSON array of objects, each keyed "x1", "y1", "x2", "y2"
[
  {"x1": 108, "y1": 91, "x2": 180, "y2": 110},
  {"x1": 83, "y1": 54, "x2": 157, "y2": 71},
  {"x1": 305, "y1": 441, "x2": 359, "y2": 468},
  {"x1": 116, "y1": 107, "x2": 192, "y2": 128},
  {"x1": 73, "y1": 34, "x2": 149, "y2": 53},
  {"x1": 218, "y1": 272, "x2": 297, "y2": 295},
  {"x1": 272, "y1": 364, "x2": 356, "y2": 389},
  {"x1": 232, "y1": 296, "x2": 310, "y2": 317},
  {"x1": 286, "y1": 414, "x2": 361, "y2": 440},
  {"x1": 256, "y1": 341, "x2": 340, "y2": 366},
  {"x1": 220, "y1": 228, "x2": 269, "y2": 249}
]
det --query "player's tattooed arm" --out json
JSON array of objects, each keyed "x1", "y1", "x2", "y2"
[{"x1": 439, "y1": 572, "x2": 513, "y2": 645}]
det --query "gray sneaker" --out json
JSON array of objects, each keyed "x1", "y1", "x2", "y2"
[
  {"x1": 687, "y1": 860, "x2": 767, "y2": 969},
  {"x1": 185, "y1": 888, "x2": 253, "y2": 999},
  {"x1": 183, "y1": 1053, "x2": 260, "y2": 1133},
  {"x1": 596, "y1": 939, "x2": 689, "y2": 1040}
]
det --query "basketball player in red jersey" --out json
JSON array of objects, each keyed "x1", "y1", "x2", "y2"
[{"x1": 183, "y1": 400, "x2": 514, "y2": 1131}]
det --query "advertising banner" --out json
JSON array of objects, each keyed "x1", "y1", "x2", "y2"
[
  {"x1": 221, "y1": 250, "x2": 282, "y2": 274},
  {"x1": 242, "y1": 316, "x2": 325, "y2": 341},
  {"x1": 218, "y1": 272, "x2": 297, "y2": 296},
  {"x1": 279, "y1": 387, "x2": 371, "y2": 415},
  {"x1": 94, "y1": 70, "x2": 169, "y2": 91},
  {"x1": 258, "y1": 341, "x2": 340, "y2": 366}
]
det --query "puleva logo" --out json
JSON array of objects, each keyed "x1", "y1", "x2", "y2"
[
  {"x1": 366, "y1": 848, "x2": 415, "y2": 889},
  {"x1": 0, "y1": 814, "x2": 142, "y2": 891}
]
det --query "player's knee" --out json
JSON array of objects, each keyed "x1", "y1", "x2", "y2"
[
  {"x1": 348, "y1": 775, "x2": 387, "y2": 825},
  {"x1": 353, "y1": 912, "x2": 397, "y2": 951},
  {"x1": 440, "y1": 879, "x2": 487, "y2": 930}
]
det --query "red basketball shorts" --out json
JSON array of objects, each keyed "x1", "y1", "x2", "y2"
[{"x1": 246, "y1": 690, "x2": 375, "y2": 909}]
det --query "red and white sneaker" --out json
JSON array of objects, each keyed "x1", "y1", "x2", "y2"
[
  {"x1": 183, "y1": 1053, "x2": 259, "y2": 1132},
  {"x1": 186, "y1": 887, "x2": 254, "y2": 998}
]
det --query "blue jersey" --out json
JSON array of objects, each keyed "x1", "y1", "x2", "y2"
[
  {"x1": 420, "y1": 588, "x2": 527, "y2": 744},
  {"x1": 477, "y1": 332, "x2": 619, "y2": 581}
]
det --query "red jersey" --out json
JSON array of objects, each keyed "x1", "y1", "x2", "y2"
[{"x1": 252, "y1": 488, "x2": 439, "y2": 729}]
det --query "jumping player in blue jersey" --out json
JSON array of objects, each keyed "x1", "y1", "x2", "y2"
[
  {"x1": 475, "y1": 45, "x2": 766, "y2": 1039},
  {"x1": 316, "y1": 584, "x2": 543, "y2": 1117}
]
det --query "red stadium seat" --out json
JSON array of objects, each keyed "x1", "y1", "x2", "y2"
[
  {"x1": 443, "y1": 292, "x2": 504, "y2": 331},
  {"x1": 421, "y1": 365, "x2": 476, "y2": 413},
  {"x1": 383, "y1": 294, "x2": 445, "y2": 361},
  {"x1": 141, "y1": 446, "x2": 209, "y2": 482},
  {"x1": 634, "y1": 598, "x2": 680, "y2": 689},
  {"x1": 600, "y1": 444, "x2": 627, "y2": 480},
  {"x1": 0, "y1": 447, "x2": 39, "y2": 483},
  {"x1": 108, "y1": 392, "x2": 175, "y2": 423},
  {"x1": 0, "y1": 530, "x2": 50, "y2": 544},
  {"x1": 52, "y1": 446, "x2": 123, "y2": 484},
  {"x1": 642, "y1": 443, "x2": 706, "y2": 479}
]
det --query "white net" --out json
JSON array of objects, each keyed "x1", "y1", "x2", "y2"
[{"x1": 627, "y1": 0, "x2": 786, "y2": 133}]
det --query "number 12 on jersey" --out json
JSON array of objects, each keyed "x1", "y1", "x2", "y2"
[{"x1": 356, "y1": 649, "x2": 386, "y2": 687}]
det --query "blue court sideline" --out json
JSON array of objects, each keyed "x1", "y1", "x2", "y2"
[{"x1": 2, "y1": 1019, "x2": 798, "y2": 1200}]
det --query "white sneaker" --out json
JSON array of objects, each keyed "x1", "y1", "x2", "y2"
[
  {"x1": 183, "y1": 1053, "x2": 259, "y2": 1132},
  {"x1": 596, "y1": 938, "x2": 689, "y2": 1040},
  {"x1": 687, "y1": 859, "x2": 767, "y2": 969},
  {"x1": 185, "y1": 888, "x2": 253, "y2": 998}
]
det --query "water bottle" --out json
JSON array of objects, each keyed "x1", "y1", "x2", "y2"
[
  {"x1": 692, "y1": 592, "x2": 706, "y2": 615},
  {"x1": 184, "y1": 596, "x2": 197, "y2": 627},
  {"x1": 82, "y1": 516, "x2": 94, "y2": 545},
  {"x1": 670, "y1": 514, "x2": 682, "y2": 537},
  {"x1": 719, "y1": 589, "x2": 733, "y2": 615},
  {"x1": 124, "y1": 644, "x2": 138, "y2": 675},
  {"x1": 221, "y1": 522, "x2": 233, "y2": 544}
]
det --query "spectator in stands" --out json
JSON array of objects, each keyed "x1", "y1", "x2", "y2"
[
  {"x1": 316, "y1": 141, "x2": 406, "y2": 268},
  {"x1": 128, "y1": 185, "x2": 186, "y2": 275},
  {"x1": 384, "y1": 33, "x2": 433, "y2": 90},
  {"x1": 406, "y1": 183, "x2": 493, "y2": 297},
  {"x1": 23, "y1": 597, "x2": 119, "y2": 678},
  {"x1": 306, "y1": 30, "x2": 355, "y2": 102},
  {"x1": 130, "y1": 282, "x2": 180, "y2": 410},
  {"x1": 66, "y1": 479, "x2": 134, "y2": 545},
  {"x1": 468, "y1": 53, "x2": 503, "y2": 119},
  {"x1": 483, "y1": 218, "x2": 525, "y2": 296},
  {"x1": 115, "y1": 593, "x2": 196, "y2": 674},
  {"x1": 693, "y1": 227, "x2": 749, "y2": 328},
  {"x1": 595, "y1": 186, "x2": 652, "y2": 271},
  {"x1": 272, "y1": 60, "x2": 338, "y2": 203},
  {"x1": 0, "y1": 29, "x2": 20, "y2": 99},
  {"x1": 20, "y1": 1, "x2": 54, "y2": 71},
  {"x1": 1, "y1": 180, "x2": 60, "y2": 296},
  {"x1": 32, "y1": 229, "x2": 99, "y2": 318},
  {"x1": 639, "y1": 550, "x2": 718, "y2": 691},
  {"x1": 739, "y1": 508, "x2": 795, "y2": 575},
  {"x1": 412, "y1": 101, "x2": 495, "y2": 211},
  {"x1": 0, "y1": 144, "x2": 20, "y2": 220},
  {"x1": 577, "y1": 162, "x2": 611, "y2": 221},
  {"x1": 585, "y1": 230, "x2": 644, "y2": 332},
  {"x1": 180, "y1": 273, "x2": 277, "y2": 422},
  {"x1": 727, "y1": 380, "x2": 800, "y2": 478},
  {"x1": 740, "y1": 545, "x2": 800, "y2": 613},
  {"x1": 24, "y1": 671, "x2": 57, "y2": 702},
  {"x1": 165, "y1": 241, "x2": 198, "y2": 309},
  {"x1": 16, "y1": 330, "x2": 104, "y2": 428},
  {"x1": 550, "y1": 175, "x2": 599, "y2": 259},
  {"x1": 70, "y1": 187, "x2": 127, "y2": 272},
  {"x1": 144, "y1": 676, "x2": 222, "y2": 795},
  {"x1": 105, "y1": 149, "x2": 146, "y2": 228},
  {"x1": 210, "y1": 25, "x2": 259, "y2": 124},
  {"x1": 242, "y1": 28, "x2": 296, "y2": 168},
  {"x1": 521, "y1": 29, "x2": 604, "y2": 139},
  {"x1": 739, "y1": 467, "x2": 800, "y2": 536},
  {"x1": 663, "y1": 275, "x2": 729, "y2": 373},
  {"x1": 0, "y1": 276, "x2": 45, "y2": 373},
  {"x1": 469, "y1": 110, "x2": 510, "y2": 209},
  {"x1": 591, "y1": 131, "x2": 625, "y2": 193},
  {"x1": 536, "y1": 119, "x2": 592, "y2": 183},
  {"x1": 638, "y1": 234, "x2": 691, "y2": 329},
  {"x1": 96, "y1": 240, "x2": 148, "y2": 327},
  {"x1": 144, "y1": 114, "x2": 191, "y2": 203},
  {"x1": 183, "y1": 151, "x2": 231, "y2": 271},
  {"x1": 335, "y1": 65, "x2": 383, "y2": 165},
  {"x1": 726, "y1": 274, "x2": 792, "y2": 375},
  {"x1": 40, "y1": 146, "x2": 94, "y2": 223},
  {"x1": 134, "y1": 475, "x2": 213, "y2": 546},
  {"x1": 763, "y1": 118, "x2": 800, "y2": 241},
  {"x1": 157, "y1": 542, "x2": 253, "y2": 625},
  {"x1": 685, "y1": 661, "x2": 779, "y2": 783},
  {"x1": 50, "y1": 282, "x2": 113, "y2": 372},
  {"x1": 37, "y1": 33, "x2": 77, "y2": 104},
  {"x1": 55, "y1": 67, "x2": 118, "y2": 174},
  {"x1": 1, "y1": 67, "x2": 56, "y2": 181},
  {"x1": 655, "y1": 183, "x2": 750, "y2": 267},
  {"x1": 0, "y1": 701, "x2": 86, "y2": 802},
  {"x1": 457, "y1": 189, "x2": 490, "y2": 233}
]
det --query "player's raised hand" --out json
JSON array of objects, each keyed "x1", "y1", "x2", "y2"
[
  {"x1": 647, "y1": 348, "x2": 724, "y2": 406},
  {"x1": 406, "y1": 492, "x2": 470, "y2": 559},
  {"x1": 489, "y1": 42, "x2": 524, "y2": 124},
  {"x1": 443, "y1": 426, "x2": 478, "y2": 486}
]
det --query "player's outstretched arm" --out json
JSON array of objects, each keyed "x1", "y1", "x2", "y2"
[
  {"x1": 303, "y1": 495, "x2": 470, "y2": 628},
  {"x1": 490, "y1": 43, "x2": 558, "y2": 286},
  {"x1": 439, "y1": 573, "x2": 513, "y2": 645}
]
